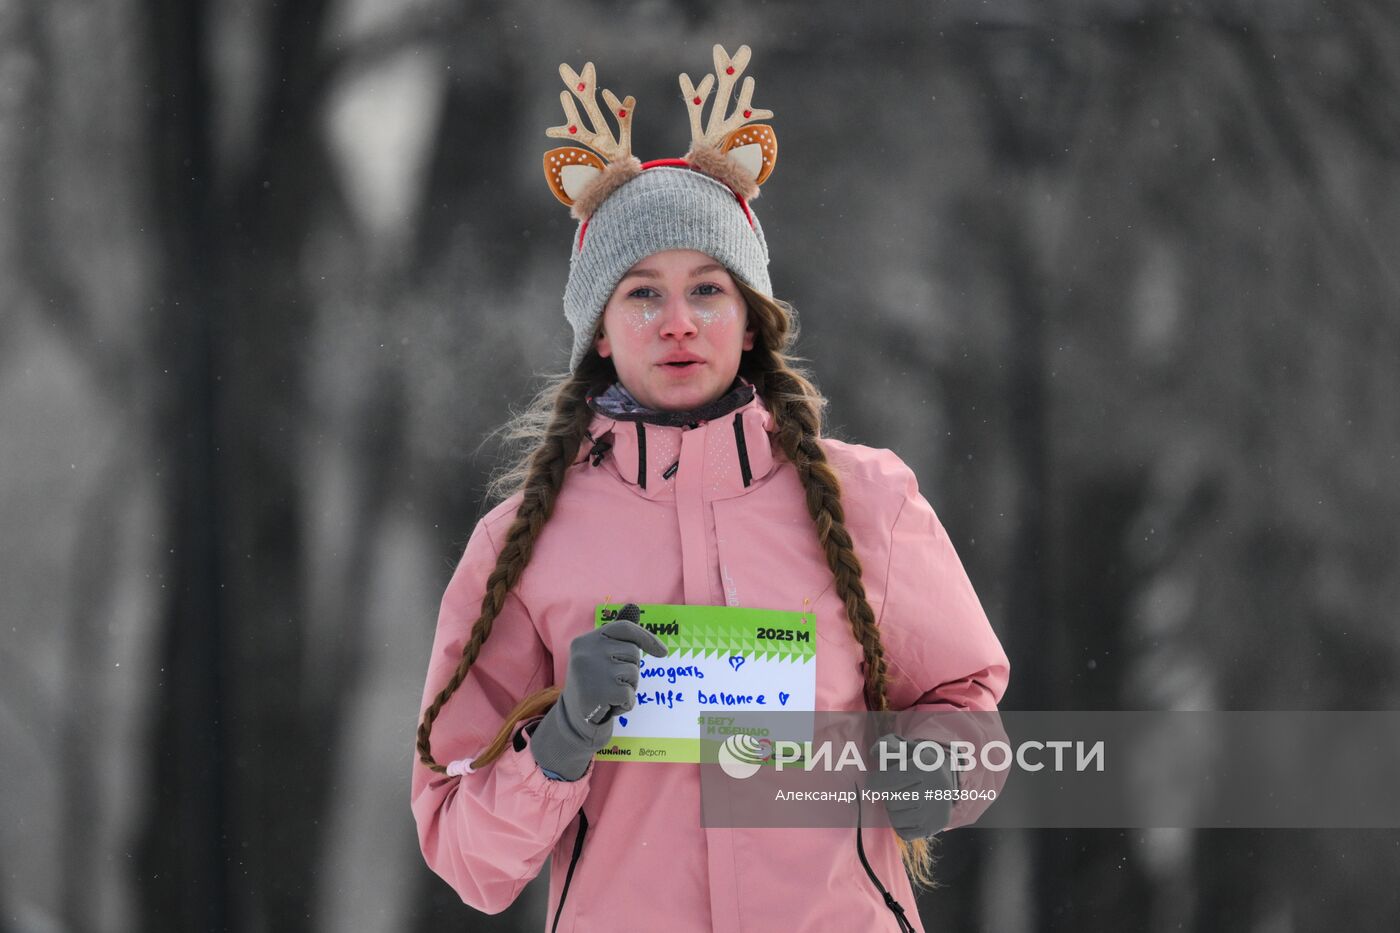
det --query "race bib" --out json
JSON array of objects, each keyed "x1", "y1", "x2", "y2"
[{"x1": 592, "y1": 603, "x2": 816, "y2": 763}]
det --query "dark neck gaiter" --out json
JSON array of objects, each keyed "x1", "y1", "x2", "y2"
[{"x1": 587, "y1": 377, "x2": 755, "y2": 428}]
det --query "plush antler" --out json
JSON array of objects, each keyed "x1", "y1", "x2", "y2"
[
  {"x1": 543, "y1": 61, "x2": 642, "y2": 217},
  {"x1": 679, "y1": 44, "x2": 778, "y2": 199},
  {"x1": 546, "y1": 62, "x2": 635, "y2": 163},
  {"x1": 679, "y1": 44, "x2": 773, "y2": 149}
]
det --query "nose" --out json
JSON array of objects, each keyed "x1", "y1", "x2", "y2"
[{"x1": 657, "y1": 290, "x2": 698, "y2": 340}]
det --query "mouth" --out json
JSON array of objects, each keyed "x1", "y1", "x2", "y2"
[{"x1": 660, "y1": 360, "x2": 703, "y2": 368}]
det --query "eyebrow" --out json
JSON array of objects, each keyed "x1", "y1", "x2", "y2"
[{"x1": 620, "y1": 263, "x2": 725, "y2": 281}]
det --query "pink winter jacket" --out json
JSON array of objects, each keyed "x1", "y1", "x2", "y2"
[{"x1": 412, "y1": 386, "x2": 1010, "y2": 933}]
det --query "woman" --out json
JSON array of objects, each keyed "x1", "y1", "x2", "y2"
[{"x1": 412, "y1": 45, "x2": 1010, "y2": 933}]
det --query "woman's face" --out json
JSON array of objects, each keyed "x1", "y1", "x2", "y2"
[{"x1": 595, "y1": 249, "x2": 755, "y2": 412}]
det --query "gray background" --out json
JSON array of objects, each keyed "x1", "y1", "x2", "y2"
[{"x1": 3, "y1": 0, "x2": 1399, "y2": 930}]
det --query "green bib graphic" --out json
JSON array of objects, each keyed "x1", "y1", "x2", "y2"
[{"x1": 592, "y1": 603, "x2": 816, "y2": 763}]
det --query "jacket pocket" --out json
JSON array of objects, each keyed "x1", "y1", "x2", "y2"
[{"x1": 550, "y1": 809, "x2": 589, "y2": 933}]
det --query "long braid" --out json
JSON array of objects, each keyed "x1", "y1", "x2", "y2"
[
  {"x1": 764, "y1": 370, "x2": 893, "y2": 713},
  {"x1": 415, "y1": 368, "x2": 600, "y2": 773},
  {"x1": 737, "y1": 281, "x2": 941, "y2": 889},
  {"x1": 736, "y1": 283, "x2": 893, "y2": 714}
]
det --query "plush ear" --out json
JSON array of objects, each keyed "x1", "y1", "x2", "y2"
[
  {"x1": 543, "y1": 147, "x2": 606, "y2": 206},
  {"x1": 684, "y1": 125, "x2": 777, "y2": 202},
  {"x1": 721, "y1": 124, "x2": 777, "y2": 186}
]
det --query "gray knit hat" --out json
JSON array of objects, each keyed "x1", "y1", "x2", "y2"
[
  {"x1": 562, "y1": 166, "x2": 772, "y2": 370},
  {"x1": 541, "y1": 44, "x2": 780, "y2": 371}
]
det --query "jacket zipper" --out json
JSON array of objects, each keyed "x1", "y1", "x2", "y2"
[
  {"x1": 854, "y1": 791, "x2": 916, "y2": 932},
  {"x1": 550, "y1": 809, "x2": 589, "y2": 933}
]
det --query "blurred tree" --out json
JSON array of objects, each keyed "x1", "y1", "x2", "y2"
[{"x1": 136, "y1": 0, "x2": 343, "y2": 929}]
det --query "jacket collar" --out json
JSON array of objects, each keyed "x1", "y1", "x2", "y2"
[{"x1": 576, "y1": 376, "x2": 780, "y2": 500}]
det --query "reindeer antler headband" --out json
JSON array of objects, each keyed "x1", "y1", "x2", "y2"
[
  {"x1": 543, "y1": 44, "x2": 778, "y2": 223},
  {"x1": 548, "y1": 44, "x2": 780, "y2": 372}
]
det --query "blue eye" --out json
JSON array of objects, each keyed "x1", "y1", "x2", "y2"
[{"x1": 628, "y1": 283, "x2": 723, "y2": 299}]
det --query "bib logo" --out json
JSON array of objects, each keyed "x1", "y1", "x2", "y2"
[
  {"x1": 597, "y1": 744, "x2": 632, "y2": 756},
  {"x1": 718, "y1": 734, "x2": 773, "y2": 780}
]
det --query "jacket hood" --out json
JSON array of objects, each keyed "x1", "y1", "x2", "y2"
[{"x1": 575, "y1": 376, "x2": 779, "y2": 501}]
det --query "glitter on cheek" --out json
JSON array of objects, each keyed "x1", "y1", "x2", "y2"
[
  {"x1": 690, "y1": 300, "x2": 743, "y2": 328},
  {"x1": 623, "y1": 302, "x2": 660, "y2": 331}
]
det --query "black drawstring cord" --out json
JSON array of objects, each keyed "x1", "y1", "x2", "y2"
[
  {"x1": 587, "y1": 436, "x2": 613, "y2": 467},
  {"x1": 854, "y1": 782, "x2": 917, "y2": 932},
  {"x1": 731, "y1": 411, "x2": 752, "y2": 487}
]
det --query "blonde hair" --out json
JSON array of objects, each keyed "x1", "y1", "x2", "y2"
[{"x1": 416, "y1": 281, "x2": 941, "y2": 888}]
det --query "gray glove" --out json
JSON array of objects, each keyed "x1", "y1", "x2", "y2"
[
  {"x1": 529, "y1": 606, "x2": 669, "y2": 780},
  {"x1": 867, "y1": 733, "x2": 959, "y2": 839}
]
